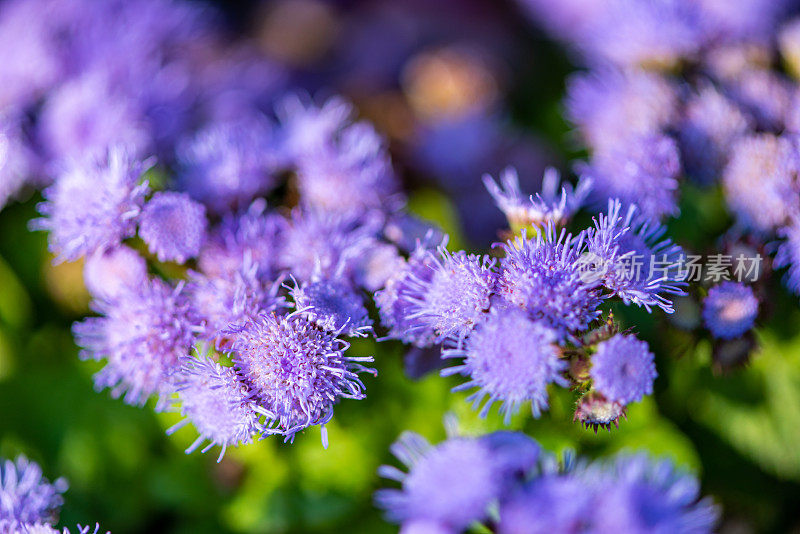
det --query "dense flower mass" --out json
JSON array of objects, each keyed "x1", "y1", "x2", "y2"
[
  {"x1": 377, "y1": 431, "x2": 718, "y2": 533},
  {"x1": 703, "y1": 282, "x2": 759, "y2": 339},
  {"x1": 590, "y1": 335, "x2": 657, "y2": 404}
]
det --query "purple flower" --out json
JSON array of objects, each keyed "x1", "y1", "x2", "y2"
[
  {"x1": 225, "y1": 313, "x2": 375, "y2": 444},
  {"x1": 577, "y1": 134, "x2": 681, "y2": 220},
  {"x1": 483, "y1": 167, "x2": 591, "y2": 229},
  {"x1": 177, "y1": 119, "x2": 280, "y2": 213},
  {"x1": 0, "y1": 112, "x2": 35, "y2": 209},
  {"x1": 496, "y1": 226, "x2": 603, "y2": 337},
  {"x1": 442, "y1": 307, "x2": 566, "y2": 422},
  {"x1": 587, "y1": 200, "x2": 687, "y2": 313},
  {"x1": 352, "y1": 243, "x2": 405, "y2": 292},
  {"x1": 776, "y1": 218, "x2": 800, "y2": 295},
  {"x1": 139, "y1": 191, "x2": 207, "y2": 263},
  {"x1": 591, "y1": 334, "x2": 657, "y2": 404},
  {"x1": 700, "y1": 0, "x2": 789, "y2": 44},
  {"x1": 0, "y1": 456, "x2": 67, "y2": 528},
  {"x1": 678, "y1": 84, "x2": 752, "y2": 185},
  {"x1": 168, "y1": 356, "x2": 263, "y2": 462},
  {"x1": 376, "y1": 433, "x2": 499, "y2": 530},
  {"x1": 73, "y1": 278, "x2": 198, "y2": 409},
  {"x1": 499, "y1": 475, "x2": 593, "y2": 534},
  {"x1": 32, "y1": 146, "x2": 150, "y2": 262},
  {"x1": 724, "y1": 69, "x2": 793, "y2": 131},
  {"x1": 722, "y1": 134, "x2": 800, "y2": 232},
  {"x1": 565, "y1": 69, "x2": 677, "y2": 154},
  {"x1": 198, "y1": 199, "x2": 286, "y2": 282},
  {"x1": 83, "y1": 245, "x2": 147, "y2": 302},
  {"x1": 702, "y1": 282, "x2": 758, "y2": 339},
  {"x1": 290, "y1": 279, "x2": 372, "y2": 337},
  {"x1": 276, "y1": 95, "x2": 353, "y2": 159}
]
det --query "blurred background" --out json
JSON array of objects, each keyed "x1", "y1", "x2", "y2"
[{"x1": 1, "y1": 0, "x2": 800, "y2": 532}]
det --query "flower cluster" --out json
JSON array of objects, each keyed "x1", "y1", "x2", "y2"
[
  {"x1": 378, "y1": 175, "x2": 686, "y2": 430},
  {"x1": 376, "y1": 430, "x2": 718, "y2": 533},
  {"x1": 0, "y1": 455, "x2": 104, "y2": 533}
]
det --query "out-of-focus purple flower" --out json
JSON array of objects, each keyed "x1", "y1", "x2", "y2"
[
  {"x1": 352, "y1": 243, "x2": 405, "y2": 292},
  {"x1": 724, "y1": 69, "x2": 793, "y2": 131},
  {"x1": 497, "y1": 226, "x2": 603, "y2": 337},
  {"x1": 73, "y1": 278, "x2": 198, "y2": 410},
  {"x1": 281, "y1": 208, "x2": 380, "y2": 284},
  {"x1": 591, "y1": 334, "x2": 657, "y2": 404},
  {"x1": 587, "y1": 200, "x2": 687, "y2": 313},
  {"x1": 177, "y1": 119, "x2": 280, "y2": 214},
  {"x1": 700, "y1": 0, "x2": 790, "y2": 45},
  {"x1": 198, "y1": 200, "x2": 286, "y2": 282},
  {"x1": 384, "y1": 215, "x2": 444, "y2": 254},
  {"x1": 678, "y1": 84, "x2": 752, "y2": 185},
  {"x1": 32, "y1": 147, "x2": 150, "y2": 262},
  {"x1": 0, "y1": 456, "x2": 67, "y2": 528},
  {"x1": 480, "y1": 431, "x2": 542, "y2": 485},
  {"x1": 578, "y1": 134, "x2": 681, "y2": 220},
  {"x1": 565, "y1": 69, "x2": 677, "y2": 154},
  {"x1": 276, "y1": 94, "x2": 352, "y2": 159},
  {"x1": 722, "y1": 134, "x2": 800, "y2": 232},
  {"x1": 395, "y1": 246, "x2": 496, "y2": 343},
  {"x1": 291, "y1": 279, "x2": 372, "y2": 337},
  {"x1": 376, "y1": 433, "x2": 499, "y2": 530},
  {"x1": 776, "y1": 218, "x2": 800, "y2": 295},
  {"x1": 225, "y1": 313, "x2": 374, "y2": 444},
  {"x1": 83, "y1": 245, "x2": 147, "y2": 302},
  {"x1": 498, "y1": 475, "x2": 593, "y2": 534},
  {"x1": 139, "y1": 191, "x2": 207, "y2": 263},
  {"x1": 702, "y1": 282, "x2": 758, "y2": 339},
  {"x1": 591, "y1": 454, "x2": 718, "y2": 533},
  {"x1": 484, "y1": 167, "x2": 591, "y2": 229},
  {"x1": 442, "y1": 307, "x2": 566, "y2": 422},
  {"x1": 168, "y1": 356, "x2": 262, "y2": 462},
  {"x1": 0, "y1": 113, "x2": 35, "y2": 209},
  {"x1": 515, "y1": 0, "x2": 606, "y2": 43},
  {"x1": 38, "y1": 72, "x2": 150, "y2": 161}
]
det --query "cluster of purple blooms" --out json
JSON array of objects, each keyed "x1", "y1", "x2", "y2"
[
  {"x1": 0, "y1": 455, "x2": 105, "y2": 534},
  {"x1": 516, "y1": 0, "x2": 800, "y2": 351},
  {"x1": 378, "y1": 168, "x2": 684, "y2": 431},
  {"x1": 376, "y1": 430, "x2": 718, "y2": 533}
]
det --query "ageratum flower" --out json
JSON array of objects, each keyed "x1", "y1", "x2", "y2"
[
  {"x1": 73, "y1": 278, "x2": 199, "y2": 410},
  {"x1": 290, "y1": 279, "x2": 372, "y2": 337},
  {"x1": 565, "y1": 69, "x2": 677, "y2": 154},
  {"x1": 499, "y1": 475, "x2": 594, "y2": 534},
  {"x1": 725, "y1": 69, "x2": 793, "y2": 131},
  {"x1": 442, "y1": 307, "x2": 566, "y2": 422},
  {"x1": 0, "y1": 456, "x2": 67, "y2": 527},
  {"x1": 591, "y1": 454, "x2": 718, "y2": 533},
  {"x1": 376, "y1": 432, "x2": 500, "y2": 531},
  {"x1": 83, "y1": 245, "x2": 147, "y2": 302},
  {"x1": 496, "y1": 225, "x2": 604, "y2": 337},
  {"x1": 32, "y1": 146, "x2": 150, "y2": 262},
  {"x1": 0, "y1": 112, "x2": 35, "y2": 210},
  {"x1": 590, "y1": 334, "x2": 657, "y2": 404},
  {"x1": 139, "y1": 191, "x2": 208, "y2": 263},
  {"x1": 483, "y1": 167, "x2": 591, "y2": 229},
  {"x1": 168, "y1": 356, "x2": 263, "y2": 462},
  {"x1": 225, "y1": 313, "x2": 375, "y2": 445},
  {"x1": 177, "y1": 119, "x2": 280, "y2": 213},
  {"x1": 587, "y1": 200, "x2": 687, "y2": 313},
  {"x1": 722, "y1": 134, "x2": 800, "y2": 233},
  {"x1": 396, "y1": 246, "x2": 496, "y2": 343},
  {"x1": 276, "y1": 94, "x2": 352, "y2": 159},
  {"x1": 702, "y1": 282, "x2": 759, "y2": 339},
  {"x1": 678, "y1": 84, "x2": 752, "y2": 185},
  {"x1": 776, "y1": 218, "x2": 800, "y2": 295}
]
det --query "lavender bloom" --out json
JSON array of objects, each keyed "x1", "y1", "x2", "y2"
[
  {"x1": 168, "y1": 356, "x2": 262, "y2": 462},
  {"x1": 499, "y1": 475, "x2": 593, "y2": 534},
  {"x1": 497, "y1": 226, "x2": 603, "y2": 337},
  {"x1": 515, "y1": 0, "x2": 606, "y2": 43},
  {"x1": 139, "y1": 191, "x2": 207, "y2": 263},
  {"x1": 83, "y1": 245, "x2": 147, "y2": 302},
  {"x1": 395, "y1": 247, "x2": 496, "y2": 343},
  {"x1": 37, "y1": 72, "x2": 150, "y2": 161},
  {"x1": 290, "y1": 279, "x2": 372, "y2": 337},
  {"x1": 587, "y1": 200, "x2": 687, "y2": 313},
  {"x1": 776, "y1": 218, "x2": 800, "y2": 295},
  {"x1": 0, "y1": 456, "x2": 67, "y2": 527},
  {"x1": 722, "y1": 134, "x2": 800, "y2": 232},
  {"x1": 483, "y1": 167, "x2": 591, "y2": 229},
  {"x1": 724, "y1": 70, "x2": 793, "y2": 131},
  {"x1": 702, "y1": 282, "x2": 758, "y2": 339},
  {"x1": 32, "y1": 147, "x2": 150, "y2": 262},
  {"x1": 198, "y1": 199, "x2": 286, "y2": 281},
  {"x1": 0, "y1": 113, "x2": 35, "y2": 209},
  {"x1": 592, "y1": 454, "x2": 718, "y2": 533},
  {"x1": 700, "y1": 0, "x2": 789, "y2": 44},
  {"x1": 225, "y1": 313, "x2": 375, "y2": 445},
  {"x1": 565, "y1": 69, "x2": 677, "y2": 154},
  {"x1": 73, "y1": 278, "x2": 198, "y2": 410},
  {"x1": 177, "y1": 119, "x2": 280, "y2": 213},
  {"x1": 352, "y1": 243, "x2": 405, "y2": 292},
  {"x1": 678, "y1": 84, "x2": 752, "y2": 185},
  {"x1": 442, "y1": 307, "x2": 567, "y2": 422},
  {"x1": 384, "y1": 215, "x2": 445, "y2": 254},
  {"x1": 276, "y1": 95, "x2": 353, "y2": 159},
  {"x1": 376, "y1": 433, "x2": 499, "y2": 530},
  {"x1": 578, "y1": 134, "x2": 681, "y2": 220},
  {"x1": 591, "y1": 334, "x2": 657, "y2": 404}
]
